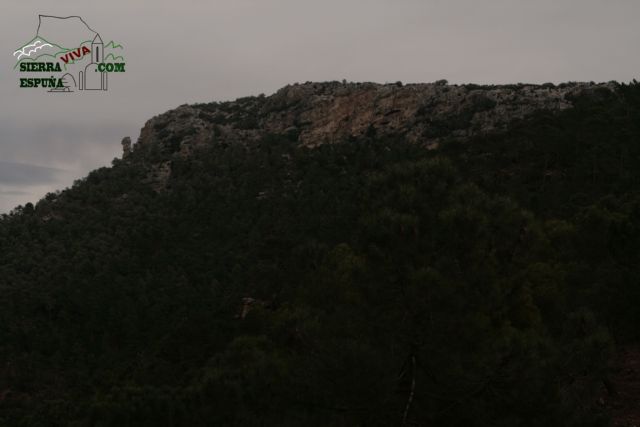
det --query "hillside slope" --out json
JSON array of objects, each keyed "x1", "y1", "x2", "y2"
[{"x1": 1, "y1": 81, "x2": 639, "y2": 426}]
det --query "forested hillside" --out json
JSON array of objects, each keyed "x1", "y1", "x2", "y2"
[{"x1": 1, "y1": 81, "x2": 639, "y2": 426}]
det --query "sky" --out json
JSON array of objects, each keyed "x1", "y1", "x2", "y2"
[{"x1": 1, "y1": 0, "x2": 639, "y2": 213}]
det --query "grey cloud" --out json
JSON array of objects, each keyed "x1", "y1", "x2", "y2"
[
  {"x1": 0, "y1": 161, "x2": 66, "y2": 186},
  {"x1": 0, "y1": 118, "x2": 137, "y2": 171},
  {"x1": 0, "y1": 190, "x2": 29, "y2": 196}
]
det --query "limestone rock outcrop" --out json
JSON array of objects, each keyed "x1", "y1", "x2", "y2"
[{"x1": 135, "y1": 81, "x2": 618, "y2": 155}]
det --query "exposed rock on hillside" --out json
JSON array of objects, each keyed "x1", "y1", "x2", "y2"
[{"x1": 135, "y1": 81, "x2": 618, "y2": 154}]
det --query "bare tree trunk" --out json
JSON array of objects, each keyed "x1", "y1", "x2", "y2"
[{"x1": 402, "y1": 355, "x2": 416, "y2": 426}]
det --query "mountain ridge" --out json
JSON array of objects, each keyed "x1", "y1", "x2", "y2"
[
  {"x1": 134, "y1": 80, "x2": 619, "y2": 156},
  {"x1": 126, "y1": 80, "x2": 619, "y2": 193}
]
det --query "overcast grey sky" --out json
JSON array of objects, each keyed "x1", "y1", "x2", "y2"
[{"x1": 1, "y1": 0, "x2": 639, "y2": 213}]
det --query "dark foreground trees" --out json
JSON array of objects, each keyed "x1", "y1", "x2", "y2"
[{"x1": 1, "y1": 82, "x2": 640, "y2": 426}]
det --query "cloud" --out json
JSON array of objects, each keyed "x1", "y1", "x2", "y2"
[
  {"x1": 0, "y1": 161, "x2": 66, "y2": 186},
  {"x1": 0, "y1": 190, "x2": 29, "y2": 196}
]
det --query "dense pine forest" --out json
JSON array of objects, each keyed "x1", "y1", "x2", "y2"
[{"x1": 1, "y1": 81, "x2": 640, "y2": 426}]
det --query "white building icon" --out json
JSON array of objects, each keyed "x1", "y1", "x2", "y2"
[{"x1": 79, "y1": 34, "x2": 107, "y2": 90}]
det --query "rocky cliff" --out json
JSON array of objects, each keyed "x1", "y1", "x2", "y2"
[{"x1": 135, "y1": 80, "x2": 618, "y2": 155}]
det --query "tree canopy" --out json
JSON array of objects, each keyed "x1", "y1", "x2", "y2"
[{"x1": 1, "y1": 82, "x2": 640, "y2": 426}]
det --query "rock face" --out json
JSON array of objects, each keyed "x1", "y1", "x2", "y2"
[
  {"x1": 121, "y1": 137, "x2": 132, "y2": 158},
  {"x1": 135, "y1": 81, "x2": 618, "y2": 156},
  {"x1": 131, "y1": 80, "x2": 618, "y2": 191}
]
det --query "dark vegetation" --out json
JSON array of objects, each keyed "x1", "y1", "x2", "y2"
[{"x1": 1, "y1": 82, "x2": 640, "y2": 426}]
